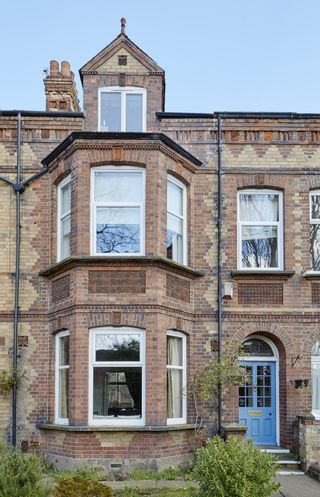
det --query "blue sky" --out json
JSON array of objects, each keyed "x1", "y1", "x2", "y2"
[{"x1": 1, "y1": 0, "x2": 320, "y2": 113}]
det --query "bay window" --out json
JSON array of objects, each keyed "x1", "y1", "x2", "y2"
[
  {"x1": 91, "y1": 167, "x2": 145, "y2": 256},
  {"x1": 89, "y1": 327, "x2": 145, "y2": 426},
  {"x1": 167, "y1": 176, "x2": 187, "y2": 265},
  {"x1": 237, "y1": 189, "x2": 283, "y2": 270},
  {"x1": 167, "y1": 331, "x2": 187, "y2": 424},
  {"x1": 310, "y1": 191, "x2": 320, "y2": 271},
  {"x1": 55, "y1": 331, "x2": 69, "y2": 424},
  {"x1": 99, "y1": 87, "x2": 146, "y2": 132},
  {"x1": 312, "y1": 342, "x2": 320, "y2": 419},
  {"x1": 57, "y1": 175, "x2": 71, "y2": 261}
]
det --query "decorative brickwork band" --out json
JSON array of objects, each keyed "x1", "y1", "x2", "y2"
[
  {"x1": 88, "y1": 270, "x2": 146, "y2": 294},
  {"x1": 52, "y1": 275, "x2": 70, "y2": 303},
  {"x1": 238, "y1": 283, "x2": 283, "y2": 304},
  {"x1": 312, "y1": 283, "x2": 320, "y2": 304},
  {"x1": 166, "y1": 274, "x2": 190, "y2": 302}
]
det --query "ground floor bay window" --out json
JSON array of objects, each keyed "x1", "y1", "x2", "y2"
[{"x1": 89, "y1": 327, "x2": 145, "y2": 426}]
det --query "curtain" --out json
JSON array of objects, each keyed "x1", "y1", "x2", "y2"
[
  {"x1": 59, "y1": 369, "x2": 69, "y2": 419},
  {"x1": 167, "y1": 337, "x2": 182, "y2": 418},
  {"x1": 239, "y1": 194, "x2": 279, "y2": 222},
  {"x1": 312, "y1": 360, "x2": 320, "y2": 411}
]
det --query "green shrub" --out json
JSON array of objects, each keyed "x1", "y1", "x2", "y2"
[
  {"x1": 0, "y1": 443, "x2": 51, "y2": 497},
  {"x1": 193, "y1": 436, "x2": 281, "y2": 497},
  {"x1": 52, "y1": 474, "x2": 113, "y2": 497}
]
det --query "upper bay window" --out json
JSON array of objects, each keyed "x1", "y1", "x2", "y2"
[
  {"x1": 91, "y1": 167, "x2": 145, "y2": 256},
  {"x1": 99, "y1": 87, "x2": 146, "y2": 132},
  {"x1": 57, "y1": 175, "x2": 71, "y2": 262},
  {"x1": 310, "y1": 191, "x2": 320, "y2": 271},
  {"x1": 89, "y1": 327, "x2": 145, "y2": 426},
  {"x1": 167, "y1": 176, "x2": 187, "y2": 265},
  {"x1": 237, "y1": 190, "x2": 283, "y2": 270}
]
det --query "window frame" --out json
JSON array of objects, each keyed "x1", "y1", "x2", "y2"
[
  {"x1": 55, "y1": 330, "x2": 70, "y2": 425},
  {"x1": 237, "y1": 189, "x2": 283, "y2": 271},
  {"x1": 167, "y1": 175, "x2": 188, "y2": 266},
  {"x1": 90, "y1": 166, "x2": 146, "y2": 257},
  {"x1": 57, "y1": 175, "x2": 71, "y2": 262},
  {"x1": 167, "y1": 330, "x2": 187, "y2": 425},
  {"x1": 88, "y1": 327, "x2": 146, "y2": 427},
  {"x1": 309, "y1": 190, "x2": 320, "y2": 272},
  {"x1": 98, "y1": 86, "x2": 147, "y2": 132},
  {"x1": 312, "y1": 353, "x2": 320, "y2": 420}
]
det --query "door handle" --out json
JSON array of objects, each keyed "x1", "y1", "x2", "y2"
[{"x1": 268, "y1": 412, "x2": 272, "y2": 416}]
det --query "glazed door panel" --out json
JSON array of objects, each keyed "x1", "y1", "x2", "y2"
[{"x1": 238, "y1": 362, "x2": 276, "y2": 445}]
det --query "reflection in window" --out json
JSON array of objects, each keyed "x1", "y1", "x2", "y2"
[
  {"x1": 238, "y1": 190, "x2": 283, "y2": 269},
  {"x1": 57, "y1": 176, "x2": 71, "y2": 261},
  {"x1": 99, "y1": 88, "x2": 145, "y2": 132},
  {"x1": 167, "y1": 177, "x2": 187, "y2": 265},
  {"x1": 167, "y1": 332, "x2": 186, "y2": 424},
  {"x1": 92, "y1": 168, "x2": 145, "y2": 256},
  {"x1": 55, "y1": 331, "x2": 69, "y2": 424},
  {"x1": 310, "y1": 192, "x2": 320, "y2": 271},
  {"x1": 90, "y1": 328, "x2": 145, "y2": 425}
]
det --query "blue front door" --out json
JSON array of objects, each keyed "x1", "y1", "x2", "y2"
[{"x1": 239, "y1": 362, "x2": 276, "y2": 445}]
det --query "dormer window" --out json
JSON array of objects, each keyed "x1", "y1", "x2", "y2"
[{"x1": 99, "y1": 87, "x2": 146, "y2": 132}]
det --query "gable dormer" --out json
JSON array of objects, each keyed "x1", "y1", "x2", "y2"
[{"x1": 80, "y1": 19, "x2": 165, "y2": 132}]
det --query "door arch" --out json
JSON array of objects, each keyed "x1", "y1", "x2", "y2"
[{"x1": 238, "y1": 335, "x2": 279, "y2": 446}]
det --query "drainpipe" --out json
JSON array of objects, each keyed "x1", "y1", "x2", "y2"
[
  {"x1": 12, "y1": 112, "x2": 22, "y2": 446},
  {"x1": 0, "y1": 113, "x2": 48, "y2": 446},
  {"x1": 216, "y1": 115, "x2": 222, "y2": 434}
]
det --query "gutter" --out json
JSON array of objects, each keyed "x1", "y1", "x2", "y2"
[{"x1": 156, "y1": 111, "x2": 320, "y2": 120}]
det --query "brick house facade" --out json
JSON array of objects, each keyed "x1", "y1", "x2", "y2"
[{"x1": 1, "y1": 21, "x2": 320, "y2": 470}]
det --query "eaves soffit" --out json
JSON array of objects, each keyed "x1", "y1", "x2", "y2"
[{"x1": 41, "y1": 132, "x2": 203, "y2": 171}]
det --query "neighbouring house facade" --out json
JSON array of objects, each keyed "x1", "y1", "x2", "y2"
[{"x1": 1, "y1": 20, "x2": 320, "y2": 471}]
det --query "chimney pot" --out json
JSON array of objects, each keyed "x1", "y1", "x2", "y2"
[
  {"x1": 61, "y1": 60, "x2": 71, "y2": 78},
  {"x1": 50, "y1": 60, "x2": 60, "y2": 77}
]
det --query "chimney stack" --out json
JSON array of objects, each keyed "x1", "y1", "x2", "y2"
[{"x1": 44, "y1": 60, "x2": 81, "y2": 112}]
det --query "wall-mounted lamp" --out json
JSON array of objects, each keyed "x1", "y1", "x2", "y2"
[{"x1": 290, "y1": 379, "x2": 309, "y2": 389}]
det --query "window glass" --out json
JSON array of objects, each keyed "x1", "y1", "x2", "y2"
[
  {"x1": 93, "y1": 367, "x2": 142, "y2": 419},
  {"x1": 56, "y1": 332, "x2": 69, "y2": 423},
  {"x1": 94, "y1": 172, "x2": 143, "y2": 203},
  {"x1": 240, "y1": 338, "x2": 274, "y2": 357},
  {"x1": 310, "y1": 192, "x2": 320, "y2": 271},
  {"x1": 91, "y1": 328, "x2": 145, "y2": 425},
  {"x1": 167, "y1": 177, "x2": 186, "y2": 265},
  {"x1": 167, "y1": 333, "x2": 186, "y2": 423},
  {"x1": 312, "y1": 343, "x2": 320, "y2": 414},
  {"x1": 167, "y1": 179, "x2": 183, "y2": 216},
  {"x1": 238, "y1": 191, "x2": 282, "y2": 270},
  {"x1": 99, "y1": 88, "x2": 145, "y2": 132},
  {"x1": 95, "y1": 334, "x2": 140, "y2": 362},
  {"x1": 126, "y1": 94, "x2": 143, "y2": 132},
  {"x1": 96, "y1": 207, "x2": 140, "y2": 254},
  {"x1": 239, "y1": 194, "x2": 279, "y2": 222},
  {"x1": 241, "y1": 225, "x2": 278, "y2": 268},
  {"x1": 58, "y1": 177, "x2": 71, "y2": 262},
  {"x1": 100, "y1": 92, "x2": 121, "y2": 131},
  {"x1": 92, "y1": 168, "x2": 145, "y2": 256}
]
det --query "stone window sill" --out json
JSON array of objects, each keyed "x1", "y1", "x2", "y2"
[
  {"x1": 302, "y1": 271, "x2": 320, "y2": 280},
  {"x1": 37, "y1": 423, "x2": 196, "y2": 432},
  {"x1": 230, "y1": 270, "x2": 295, "y2": 281}
]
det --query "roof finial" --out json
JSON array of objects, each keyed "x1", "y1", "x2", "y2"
[{"x1": 121, "y1": 17, "x2": 126, "y2": 35}]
